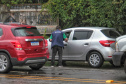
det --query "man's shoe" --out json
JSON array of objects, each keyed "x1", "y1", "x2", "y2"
[
  {"x1": 58, "y1": 66, "x2": 63, "y2": 68},
  {"x1": 51, "y1": 66, "x2": 54, "y2": 68}
]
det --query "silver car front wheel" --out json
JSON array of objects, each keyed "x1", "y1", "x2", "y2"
[
  {"x1": 0, "y1": 53, "x2": 12, "y2": 73},
  {"x1": 88, "y1": 52, "x2": 104, "y2": 68},
  {"x1": 124, "y1": 59, "x2": 126, "y2": 73}
]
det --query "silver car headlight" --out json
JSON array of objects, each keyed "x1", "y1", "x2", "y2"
[{"x1": 115, "y1": 42, "x2": 119, "y2": 52}]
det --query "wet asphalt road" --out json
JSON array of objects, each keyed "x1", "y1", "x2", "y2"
[{"x1": 0, "y1": 62, "x2": 126, "y2": 84}]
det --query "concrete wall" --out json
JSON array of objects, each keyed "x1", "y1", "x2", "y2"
[{"x1": 0, "y1": 4, "x2": 58, "y2": 34}]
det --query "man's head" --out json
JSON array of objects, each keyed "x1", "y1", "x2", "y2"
[{"x1": 56, "y1": 25, "x2": 61, "y2": 30}]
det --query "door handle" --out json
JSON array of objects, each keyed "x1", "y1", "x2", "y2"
[
  {"x1": 84, "y1": 43, "x2": 89, "y2": 46},
  {"x1": 64, "y1": 44, "x2": 67, "y2": 46}
]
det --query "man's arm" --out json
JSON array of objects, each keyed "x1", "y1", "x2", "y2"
[
  {"x1": 63, "y1": 33, "x2": 68, "y2": 42},
  {"x1": 49, "y1": 34, "x2": 52, "y2": 42}
]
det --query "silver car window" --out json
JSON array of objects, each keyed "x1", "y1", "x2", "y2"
[
  {"x1": 101, "y1": 29, "x2": 120, "y2": 38},
  {"x1": 63, "y1": 31, "x2": 72, "y2": 38},
  {"x1": 73, "y1": 30, "x2": 93, "y2": 40}
]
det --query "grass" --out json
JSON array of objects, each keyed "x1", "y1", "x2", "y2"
[{"x1": 44, "y1": 61, "x2": 117, "y2": 69}]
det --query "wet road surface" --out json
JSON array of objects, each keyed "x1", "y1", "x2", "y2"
[{"x1": 0, "y1": 62, "x2": 126, "y2": 84}]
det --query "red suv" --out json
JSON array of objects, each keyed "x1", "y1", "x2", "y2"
[{"x1": 0, "y1": 23, "x2": 49, "y2": 73}]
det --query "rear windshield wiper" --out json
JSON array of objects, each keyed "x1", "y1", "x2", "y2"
[{"x1": 26, "y1": 33, "x2": 34, "y2": 36}]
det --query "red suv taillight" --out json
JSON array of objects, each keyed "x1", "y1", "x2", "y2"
[
  {"x1": 11, "y1": 41, "x2": 22, "y2": 50},
  {"x1": 99, "y1": 40, "x2": 115, "y2": 47},
  {"x1": 44, "y1": 39, "x2": 49, "y2": 59},
  {"x1": 45, "y1": 39, "x2": 48, "y2": 48}
]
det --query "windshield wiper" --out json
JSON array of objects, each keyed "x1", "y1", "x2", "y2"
[{"x1": 26, "y1": 33, "x2": 34, "y2": 36}]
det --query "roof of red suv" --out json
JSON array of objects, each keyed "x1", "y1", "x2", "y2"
[{"x1": 0, "y1": 22, "x2": 35, "y2": 28}]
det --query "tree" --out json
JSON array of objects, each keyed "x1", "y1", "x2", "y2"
[
  {"x1": 86, "y1": 0, "x2": 126, "y2": 34},
  {"x1": 0, "y1": 0, "x2": 49, "y2": 6},
  {"x1": 43, "y1": 0, "x2": 126, "y2": 34}
]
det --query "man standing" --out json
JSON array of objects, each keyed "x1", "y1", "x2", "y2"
[{"x1": 49, "y1": 25, "x2": 68, "y2": 67}]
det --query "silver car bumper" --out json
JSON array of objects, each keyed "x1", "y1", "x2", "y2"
[{"x1": 112, "y1": 52, "x2": 124, "y2": 66}]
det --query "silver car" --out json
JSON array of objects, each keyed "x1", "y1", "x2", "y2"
[{"x1": 47, "y1": 27, "x2": 120, "y2": 68}]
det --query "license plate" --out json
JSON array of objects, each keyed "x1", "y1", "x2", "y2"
[{"x1": 31, "y1": 42, "x2": 39, "y2": 46}]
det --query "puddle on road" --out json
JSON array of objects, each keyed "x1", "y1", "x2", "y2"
[{"x1": 7, "y1": 66, "x2": 65, "y2": 77}]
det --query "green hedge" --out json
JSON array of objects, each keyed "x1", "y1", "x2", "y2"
[{"x1": 44, "y1": 0, "x2": 126, "y2": 34}]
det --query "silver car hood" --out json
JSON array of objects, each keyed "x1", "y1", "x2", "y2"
[
  {"x1": 110, "y1": 35, "x2": 126, "y2": 50},
  {"x1": 116, "y1": 35, "x2": 126, "y2": 41}
]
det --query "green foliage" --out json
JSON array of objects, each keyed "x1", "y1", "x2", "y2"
[
  {"x1": 43, "y1": 0, "x2": 126, "y2": 34},
  {"x1": 0, "y1": 0, "x2": 48, "y2": 5},
  {"x1": 43, "y1": 28, "x2": 49, "y2": 39},
  {"x1": 0, "y1": 0, "x2": 33, "y2": 6},
  {"x1": 1, "y1": 0, "x2": 126, "y2": 34}
]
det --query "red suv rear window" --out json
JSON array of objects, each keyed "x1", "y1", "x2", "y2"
[{"x1": 12, "y1": 27, "x2": 41, "y2": 36}]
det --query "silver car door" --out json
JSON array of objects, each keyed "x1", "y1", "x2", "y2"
[
  {"x1": 62, "y1": 30, "x2": 72, "y2": 57},
  {"x1": 48, "y1": 30, "x2": 72, "y2": 60},
  {"x1": 67, "y1": 29, "x2": 93, "y2": 59}
]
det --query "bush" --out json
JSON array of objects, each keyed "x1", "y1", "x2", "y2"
[{"x1": 43, "y1": 0, "x2": 126, "y2": 34}]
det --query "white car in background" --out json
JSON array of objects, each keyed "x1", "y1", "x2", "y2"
[{"x1": 47, "y1": 27, "x2": 120, "y2": 68}]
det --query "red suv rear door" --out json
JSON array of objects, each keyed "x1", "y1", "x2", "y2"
[{"x1": 12, "y1": 27, "x2": 45, "y2": 55}]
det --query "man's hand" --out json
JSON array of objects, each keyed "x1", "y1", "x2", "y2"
[
  {"x1": 49, "y1": 39, "x2": 52, "y2": 42},
  {"x1": 65, "y1": 38, "x2": 68, "y2": 42}
]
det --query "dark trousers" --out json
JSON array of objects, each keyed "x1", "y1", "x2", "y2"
[{"x1": 51, "y1": 46, "x2": 63, "y2": 66}]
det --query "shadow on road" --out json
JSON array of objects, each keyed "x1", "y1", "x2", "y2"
[{"x1": 45, "y1": 61, "x2": 123, "y2": 70}]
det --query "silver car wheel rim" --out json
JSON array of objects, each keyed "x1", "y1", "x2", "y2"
[
  {"x1": 89, "y1": 54, "x2": 100, "y2": 66},
  {"x1": 0, "y1": 55, "x2": 7, "y2": 71}
]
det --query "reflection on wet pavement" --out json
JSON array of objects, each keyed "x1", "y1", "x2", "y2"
[
  {"x1": 10, "y1": 66, "x2": 63, "y2": 75},
  {"x1": 0, "y1": 66, "x2": 125, "y2": 84}
]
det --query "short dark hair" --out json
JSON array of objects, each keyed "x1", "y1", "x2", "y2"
[{"x1": 56, "y1": 25, "x2": 61, "y2": 29}]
